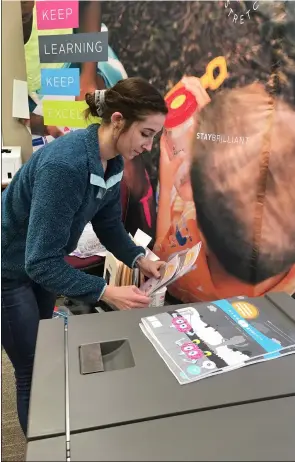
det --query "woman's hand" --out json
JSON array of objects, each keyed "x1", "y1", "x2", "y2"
[
  {"x1": 136, "y1": 257, "x2": 165, "y2": 279},
  {"x1": 101, "y1": 285, "x2": 151, "y2": 310}
]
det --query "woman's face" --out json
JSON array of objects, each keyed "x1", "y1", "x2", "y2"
[{"x1": 116, "y1": 113, "x2": 165, "y2": 161}]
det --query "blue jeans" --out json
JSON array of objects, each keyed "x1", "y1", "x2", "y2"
[{"x1": 1, "y1": 279, "x2": 56, "y2": 436}]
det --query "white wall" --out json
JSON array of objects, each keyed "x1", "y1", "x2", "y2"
[{"x1": 2, "y1": 0, "x2": 33, "y2": 162}]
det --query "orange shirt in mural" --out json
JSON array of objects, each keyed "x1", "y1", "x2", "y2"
[
  {"x1": 155, "y1": 200, "x2": 295, "y2": 303},
  {"x1": 155, "y1": 69, "x2": 295, "y2": 302}
]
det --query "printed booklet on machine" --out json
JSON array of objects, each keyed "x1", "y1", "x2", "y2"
[{"x1": 140, "y1": 296, "x2": 295, "y2": 385}]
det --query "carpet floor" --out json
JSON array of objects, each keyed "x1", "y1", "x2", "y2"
[
  {"x1": 2, "y1": 350, "x2": 26, "y2": 462},
  {"x1": 1, "y1": 298, "x2": 67, "y2": 461}
]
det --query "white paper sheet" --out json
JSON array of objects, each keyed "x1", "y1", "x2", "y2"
[
  {"x1": 134, "y1": 229, "x2": 152, "y2": 249},
  {"x1": 12, "y1": 80, "x2": 30, "y2": 120},
  {"x1": 70, "y1": 223, "x2": 107, "y2": 258}
]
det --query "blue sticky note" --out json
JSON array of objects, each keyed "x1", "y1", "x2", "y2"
[{"x1": 40, "y1": 68, "x2": 80, "y2": 96}]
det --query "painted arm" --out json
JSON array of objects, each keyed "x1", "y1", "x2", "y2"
[
  {"x1": 76, "y1": 1, "x2": 105, "y2": 98},
  {"x1": 155, "y1": 136, "x2": 184, "y2": 246}
]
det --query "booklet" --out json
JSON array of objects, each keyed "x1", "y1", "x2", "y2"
[
  {"x1": 140, "y1": 296, "x2": 295, "y2": 385},
  {"x1": 166, "y1": 242, "x2": 202, "y2": 286},
  {"x1": 139, "y1": 242, "x2": 202, "y2": 296},
  {"x1": 139, "y1": 255, "x2": 180, "y2": 296}
]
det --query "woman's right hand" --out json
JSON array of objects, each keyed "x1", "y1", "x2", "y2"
[{"x1": 101, "y1": 285, "x2": 151, "y2": 310}]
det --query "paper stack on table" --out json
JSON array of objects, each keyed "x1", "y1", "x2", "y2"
[{"x1": 140, "y1": 296, "x2": 295, "y2": 385}]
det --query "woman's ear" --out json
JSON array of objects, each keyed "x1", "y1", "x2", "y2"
[{"x1": 111, "y1": 112, "x2": 124, "y2": 127}]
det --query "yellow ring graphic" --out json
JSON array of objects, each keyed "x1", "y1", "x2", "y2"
[
  {"x1": 200, "y1": 56, "x2": 228, "y2": 91},
  {"x1": 170, "y1": 94, "x2": 186, "y2": 110}
]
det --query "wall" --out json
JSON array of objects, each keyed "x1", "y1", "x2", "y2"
[{"x1": 1, "y1": 0, "x2": 32, "y2": 162}]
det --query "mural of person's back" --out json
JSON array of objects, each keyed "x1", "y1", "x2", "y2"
[
  {"x1": 101, "y1": 1, "x2": 295, "y2": 301},
  {"x1": 153, "y1": 2, "x2": 295, "y2": 302}
]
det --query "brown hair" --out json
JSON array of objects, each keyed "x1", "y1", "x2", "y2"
[
  {"x1": 190, "y1": 83, "x2": 295, "y2": 283},
  {"x1": 85, "y1": 77, "x2": 168, "y2": 131}
]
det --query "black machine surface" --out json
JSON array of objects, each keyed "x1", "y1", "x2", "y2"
[{"x1": 26, "y1": 292, "x2": 295, "y2": 461}]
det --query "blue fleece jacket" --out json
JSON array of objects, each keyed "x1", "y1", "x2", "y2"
[{"x1": 1, "y1": 124, "x2": 145, "y2": 303}]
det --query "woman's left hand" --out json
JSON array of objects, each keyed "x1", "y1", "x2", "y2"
[{"x1": 136, "y1": 257, "x2": 165, "y2": 279}]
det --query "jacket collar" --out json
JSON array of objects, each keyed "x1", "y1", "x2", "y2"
[{"x1": 84, "y1": 123, "x2": 124, "y2": 188}]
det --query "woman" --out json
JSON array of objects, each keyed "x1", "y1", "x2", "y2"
[{"x1": 1, "y1": 77, "x2": 168, "y2": 435}]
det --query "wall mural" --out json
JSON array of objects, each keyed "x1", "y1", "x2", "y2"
[{"x1": 20, "y1": 1, "x2": 295, "y2": 302}]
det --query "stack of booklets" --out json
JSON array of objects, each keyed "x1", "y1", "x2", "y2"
[
  {"x1": 103, "y1": 229, "x2": 155, "y2": 288},
  {"x1": 140, "y1": 296, "x2": 295, "y2": 385},
  {"x1": 103, "y1": 228, "x2": 202, "y2": 294},
  {"x1": 103, "y1": 249, "x2": 145, "y2": 287}
]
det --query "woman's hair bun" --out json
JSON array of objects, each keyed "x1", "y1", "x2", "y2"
[{"x1": 85, "y1": 77, "x2": 167, "y2": 124}]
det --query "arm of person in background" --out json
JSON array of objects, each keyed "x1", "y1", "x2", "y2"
[
  {"x1": 20, "y1": 96, "x2": 63, "y2": 138},
  {"x1": 76, "y1": 0, "x2": 105, "y2": 100},
  {"x1": 91, "y1": 185, "x2": 164, "y2": 278},
  {"x1": 155, "y1": 135, "x2": 184, "y2": 246},
  {"x1": 20, "y1": 115, "x2": 63, "y2": 138},
  {"x1": 28, "y1": 114, "x2": 63, "y2": 138},
  {"x1": 155, "y1": 77, "x2": 210, "y2": 249}
]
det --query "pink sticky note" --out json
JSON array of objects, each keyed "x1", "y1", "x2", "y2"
[{"x1": 36, "y1": 1, "x2": 79, "y2": 30}]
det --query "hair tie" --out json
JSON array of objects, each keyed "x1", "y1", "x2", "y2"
[{"x1": 94, "y1": 89, "x2": 106, "y2": 117}]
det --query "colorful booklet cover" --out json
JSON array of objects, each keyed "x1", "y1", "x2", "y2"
[
  {"x1": 167, "y1": 242, "x2": 202, "y2": 285},
  {"x1": 139, "y1": 255, "x2": 180, "y2": 296},
  {"x1": 139, "y1": 242, "x2": 202, "y2": 296},
  {"x1": 140, "y1": 296, "x2": 295, "y2": 385}
]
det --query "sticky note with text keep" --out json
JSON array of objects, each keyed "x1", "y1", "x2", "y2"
[
  {"x1": 41, "y1": 68, "x2": 80, "y2": 96},
  {"x1": 36, "y1": 1, "x2": 79, "y2": 30}
]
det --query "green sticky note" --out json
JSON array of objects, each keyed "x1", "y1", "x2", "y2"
[{"x1": 43, "y1": 100, "x2": 99, "y2": 128}]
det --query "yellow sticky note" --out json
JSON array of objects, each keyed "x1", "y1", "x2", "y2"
[{"x1": 43, "y1": 100, "x2": 98, "y2": 128}]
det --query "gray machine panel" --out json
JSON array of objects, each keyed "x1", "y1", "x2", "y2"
[
  {"x1": 70, "y1": 397, "x2": 295, "y2": 461},
  {"x1": 266, "y1": 292, "x2": 295, "y2": 323},
  {"x1": 27, "y1": 318, "x2": 66, "y2": 440},
  {"x1": 67, "y1": 295, "x2": 295, "y2": 433},
  {"x1": 26, "y1": 435, "x2": 66, "y2": 461}
]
